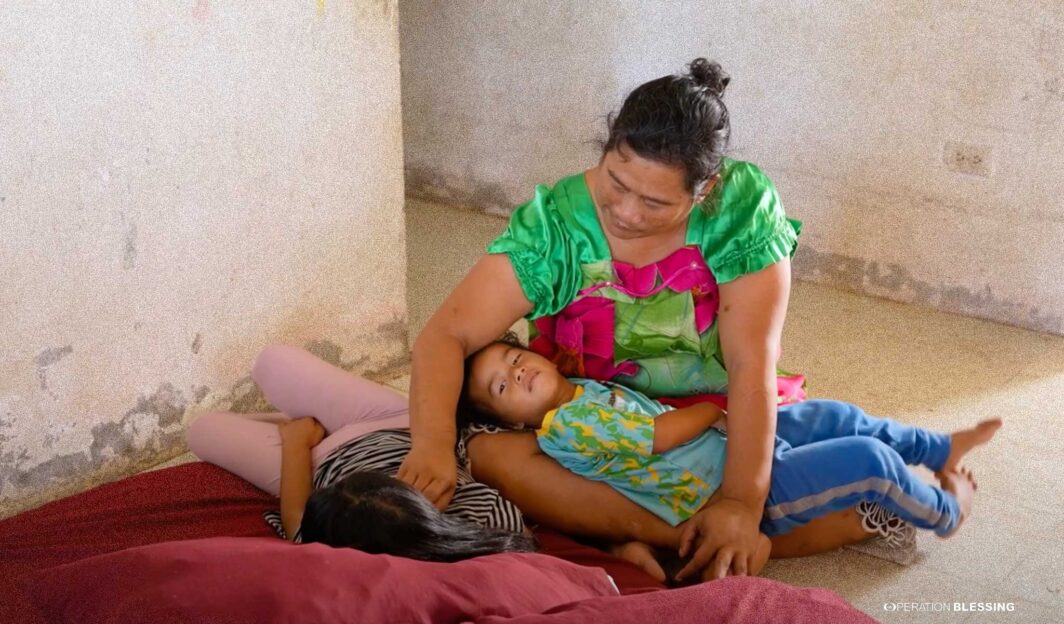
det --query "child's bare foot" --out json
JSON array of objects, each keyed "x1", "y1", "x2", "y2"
[
  {"x1": 942, "y1": 419, "x2": 1002, "y2": 473},
  {"x1": 610, "y1": 541, "x2": 666, "y2": 582},
  {"x1": 936, "y1": 467, "x2": 976, "y2": 538}
]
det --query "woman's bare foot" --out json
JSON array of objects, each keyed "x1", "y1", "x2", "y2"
[
  {"x1": 942, "y1": 419, "x2": 1002, "y2": 473},
  {"x1": 936, "y1": 467, "x2": 976, "y2": 538},
  {"x1": 610, "y1": 541, "x2": 666, "y2": 583},
  {"x1": 749, "y1": 533, "x2": 772, "y2": 575}
]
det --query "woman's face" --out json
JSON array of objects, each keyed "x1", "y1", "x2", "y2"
[{"x1": 590, "y1": 145, "x2": 708, "y2": 240}]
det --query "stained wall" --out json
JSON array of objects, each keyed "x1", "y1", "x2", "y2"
[
  {"x1": 399, "y1": 1, "x2": 1064, "y2": 334},
  {"x1": 0, "y1": 1, "x2": 407, "y2": 518}
]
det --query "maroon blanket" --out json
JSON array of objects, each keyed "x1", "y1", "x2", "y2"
[
  {"x1": 0, "y1": 463, "x2": 660, "y2": 623},
  {"x1": 0, "y1": 462, "x2": 874, "y2": 624},
  {"x1": 1, "y1": 463, "x2": 277, "y2": 623}
]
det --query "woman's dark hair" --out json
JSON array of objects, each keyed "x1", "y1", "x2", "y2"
[
  {"x1": 300, "y1": 471, "x2": 536, "y2": 561},
  {"x1": 603, "y1": 58, "x2": 731, "y2": 197},
  {"x1": 455, "y1": 330, "x2": 526, "y2": 428}
]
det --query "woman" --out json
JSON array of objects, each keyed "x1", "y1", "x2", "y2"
[{"x1": 398, "y1": 58, "x2": 900, "y2": 581}]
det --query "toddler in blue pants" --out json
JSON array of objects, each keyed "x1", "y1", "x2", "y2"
[{"x1": 461, "y1": 338, "x2": 1001, "y2": 574}]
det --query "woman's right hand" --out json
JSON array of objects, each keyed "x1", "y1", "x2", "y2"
[{"x1": 397, "y1": 442, "x2": 457, "y2": 510}]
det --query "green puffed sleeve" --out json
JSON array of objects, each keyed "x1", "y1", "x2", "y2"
[
  {"x1": 698, "y1": 160, "x2": 801, "y2": 285},
  {"x1": 486, "y1": 184, "x2": 582, "y2": 319}
]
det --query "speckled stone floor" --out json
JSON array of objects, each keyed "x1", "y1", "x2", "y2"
[{"x1": 164, "y1": 198, "x2": 1064, "y2": 623}]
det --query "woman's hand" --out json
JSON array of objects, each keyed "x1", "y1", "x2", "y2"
[
  {"x1": 675, "y1": 497, "x2": 763, "y2": 581},
  {"x1": 672, "y1": 259, "x2": 791, "y2": 580},
  {"x1": 404, "y1": 254, "x2": 533, "y2": 510},
  {"x1": 278, "y1": 417, "x2": 325, "y2": 448},
  {"x1": 397, "y1": 442, "x2": 457, "y2": 510}
]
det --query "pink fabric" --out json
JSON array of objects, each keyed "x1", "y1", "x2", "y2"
[
  {"x1": 576, "y1": 246, "x2": 719, "y2": 332},
  {"x1": 0, "y1": 462, "x2": 664, "y2": 624},
  {"x1": 472, "y1": 577, "x2": 877, "y2": 623},
  {"x1": 531, "y1": 246, "x2": 720, "y2": 382},
  {"x1": 0, "y1": 462, "x2": 276, "y2": 624},
  {"x1": 23, "y1": 537, "x2": 617, "y2": 624},
  {"x1": 657, "y1": 372, "x2": 807, "y2": 413},
  {"x1": 186, "y1": 344, "x2": 410, "y2": 495},
  {"x1": 531, "y1": 297, "x2": 638, "y2": 380}
]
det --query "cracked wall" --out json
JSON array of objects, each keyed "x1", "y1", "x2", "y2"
[
  {"x1": 399, "y1": 1, "x2": 1064, "y2": 334},
  {"x1": 0, "y1": 1, "x2": 407, "y2": 519}
]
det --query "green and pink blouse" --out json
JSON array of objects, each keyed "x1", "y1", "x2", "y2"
[{"x1": 487, "y1": 158, "x2": 806, "y2": 409}]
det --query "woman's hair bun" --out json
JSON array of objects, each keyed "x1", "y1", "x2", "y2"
[{"x1": 687, "y1": 58, "x2": 729, "y2": 97}]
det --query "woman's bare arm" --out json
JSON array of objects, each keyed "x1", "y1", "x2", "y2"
[
  {"x1": 716, "y1": 258, "x2": 790, "y2": 510},
  {"x1": 398, "y1": 254, "x2": 533, "y2": 509},
  {"x1": 676, "y1": 258, "x2": 791, "y2": 580},
  {"x1": 468, "y1": 431, "x2": 681, "y2": 548}
]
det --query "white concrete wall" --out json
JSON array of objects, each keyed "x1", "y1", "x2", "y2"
[
  {"x1": 399, "y1": 0, "x2": 1064, "y2": 334},
  {"x1": 0, "y1": 1, "x2": 407, "y2": 518}
]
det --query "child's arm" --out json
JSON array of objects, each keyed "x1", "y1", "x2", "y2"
[
  {"x1": 279, "y1": 418, "x2": 325, "y2": 541},
  {"x1": 653, "y1": 403, "x2": 725, "y2": 453}
]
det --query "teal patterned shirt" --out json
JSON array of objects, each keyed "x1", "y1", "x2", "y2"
[{"x1": 536, "y1": 379, "x2": 728, "y2": 526}]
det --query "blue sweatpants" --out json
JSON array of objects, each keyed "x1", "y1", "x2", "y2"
[{"x1": 759, "y1": 400, "x2": 959, "y2": 537}]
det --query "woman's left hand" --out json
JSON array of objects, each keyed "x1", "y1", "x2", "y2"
[
  {"x1": 675, "y1": 497, "x2": 763, "y2": 581},
  {"x1": 278, "y1": 417, "x2": 325, "y2": 448}
]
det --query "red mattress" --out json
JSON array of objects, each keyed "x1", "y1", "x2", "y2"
[{"x1": 0, "y1": 462, "x2": 874, "y2": 623}]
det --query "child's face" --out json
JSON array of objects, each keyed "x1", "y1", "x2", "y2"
[{"x1": 467, "y1": 343, "x2": 568, "y2": 428}]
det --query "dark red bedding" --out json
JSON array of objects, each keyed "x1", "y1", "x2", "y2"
[
  {"x1": 0, "y1": 462, "x2": 874, "y2": 624},
  {"x1": 0, "y1": 463, "x2": 277, "y2": 623},
  {"x1": 0, "y1": 462, "x2": 660, "y2": 624}
]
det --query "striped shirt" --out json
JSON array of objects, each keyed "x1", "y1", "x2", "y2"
[{"x1": 264, "y1": 428, "x2": 524, "y2": 541}]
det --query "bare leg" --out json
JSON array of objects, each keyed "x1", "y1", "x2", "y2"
[{"x1": 768, "y1": 507, "x2": 876, "y2": 558}]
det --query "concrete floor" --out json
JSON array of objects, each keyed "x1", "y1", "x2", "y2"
[{"x1": 164, "y1": 198, "x2": 1064, "y2": 623}]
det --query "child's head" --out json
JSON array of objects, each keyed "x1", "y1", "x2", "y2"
[
  {"x1": 299, "y1": 471, "x2": 535, "y2": 561},
  {"x1": 458, "y1": 332, "x2": 570, "y2": 430}
]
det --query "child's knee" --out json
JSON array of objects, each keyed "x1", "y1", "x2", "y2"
[
  {"x1": 185, "y1": 411, "x2": 229, "y2": 459},
  {"x1": 252, "y1": 344, "x2": 304, "y2": 384},
  {"x1": 847, "y1": 437, "x2": 905, "y2": 476}
]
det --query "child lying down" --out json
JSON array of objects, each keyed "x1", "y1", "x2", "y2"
[{"x1": 459, "y1": 334, "x2": 1000, "y2": 582}]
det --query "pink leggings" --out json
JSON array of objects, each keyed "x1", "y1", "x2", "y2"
[{"x1": 186, "y1": 345, "x2": 411, "y2": 496}]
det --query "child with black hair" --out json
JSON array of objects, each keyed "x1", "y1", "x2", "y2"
[
  {"x1": 459, "y1": 335, "x2": 1000, "y2": 581},
  {"x1": 187, "y1": 344, "x2": 534, "y2": 564},
  {"x1": 277, "y1": 417, "x2": 534, "y2": 560}
]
